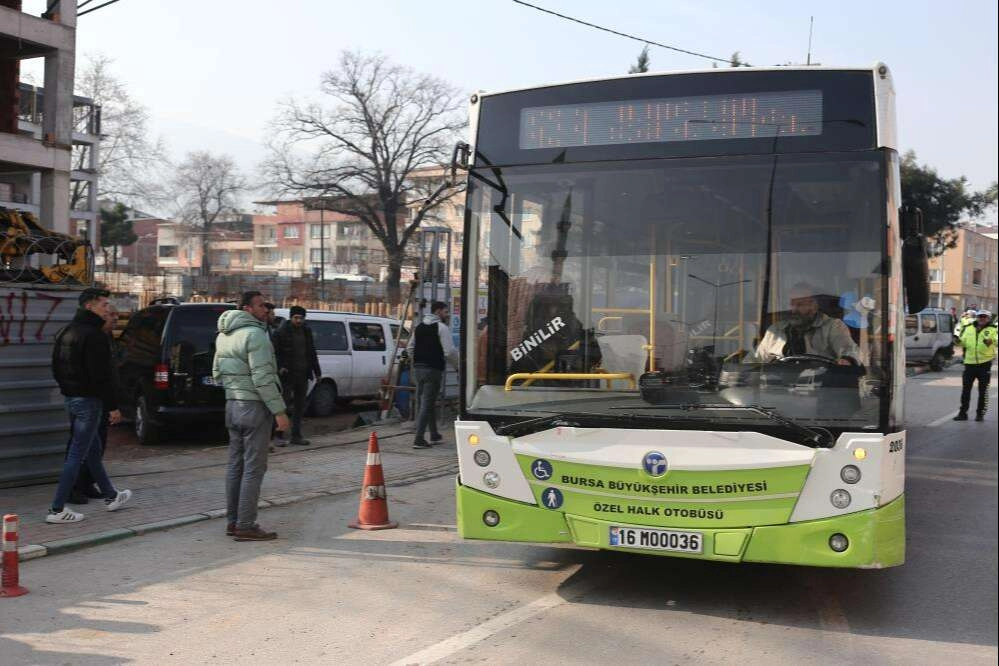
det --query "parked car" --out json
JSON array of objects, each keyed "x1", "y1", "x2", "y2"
[
  {"x1": 272, "y1": 309, "x2": 405, "y2": 416},
  {"x1": 115, "y1": 300, "x2": 235, "y2": 444},
  {"x1": 904, "y1": 307, "x2": 955, "y2": 371}
]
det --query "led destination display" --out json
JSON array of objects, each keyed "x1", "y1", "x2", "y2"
[{"x1": 519, "y1": 89, "x2": 823, "y2": 149}]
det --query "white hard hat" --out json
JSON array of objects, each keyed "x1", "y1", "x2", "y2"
[{"x1": 977, "y1": 310, "x2": 993, "y2": 318}]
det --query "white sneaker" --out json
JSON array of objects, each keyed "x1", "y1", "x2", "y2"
[
  {"x1": 46, "y1": 508, "x2": 85, "y2": 524},
  {"x1": 105, "y1": 489, "x2": 133, "y2": 512}
]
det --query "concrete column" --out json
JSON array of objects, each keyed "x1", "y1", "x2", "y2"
[
  {"x1": 40, "y1": 169, "x2": 70, "y2": 234},
  {"x1": 42, "y1": 51, "x2": 75, "y2": 147},
  {"x1": 37, "y1": 2, "x2": 75, "y2": 236}
]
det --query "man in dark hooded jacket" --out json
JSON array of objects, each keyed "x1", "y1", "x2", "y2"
[{"x1": 271, "y1": 305, "x2": 321, "y2": 446}]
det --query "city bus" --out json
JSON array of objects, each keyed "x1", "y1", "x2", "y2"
[{"x1": 452, "y1": 64, "x2": 930, "y2": 568}]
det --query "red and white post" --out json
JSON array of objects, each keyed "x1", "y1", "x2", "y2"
[{"x1": 1, "y1": 514, "x2": 28, "y2": 597}]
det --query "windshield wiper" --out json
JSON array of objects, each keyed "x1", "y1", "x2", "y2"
[
  {"x1": 610, "y1": 403, "x2": 833, "y2": 448},
  {"x1": 494, "y1": 413, "x2": 617, "y2": 438}
]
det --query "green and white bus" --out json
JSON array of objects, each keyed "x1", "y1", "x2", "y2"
[{"x1": 453, "y1": 64, "x2": 929, "y2": 568}]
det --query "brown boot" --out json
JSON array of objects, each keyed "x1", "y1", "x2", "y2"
[
  {"x1": 225, "y1": 522, "x2": 235, "y2": 536},
  {"x1": 232, "y1": 525, "x2": 277, "y2": 541}
]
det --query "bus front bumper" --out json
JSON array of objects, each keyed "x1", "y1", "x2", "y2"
[{"x1": 456, "y1": 480, "x2": 905, "y2": 568}]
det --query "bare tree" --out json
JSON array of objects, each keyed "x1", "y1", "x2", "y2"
[
  {"x1": 171, "y1": 151, "x2": 246, "y2": 276},
  {"x1": 73, "y1": 54, "x2": 168, "y2": 209},
  {"x1": 264, "y1": 50, "x2": 466, "y2": 303}
]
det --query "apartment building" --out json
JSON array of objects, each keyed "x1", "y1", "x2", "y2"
[
  {"x1": 407, "y1": 166, "x2": 465, "y2": 283},
  {"x1": 156, "y1": 221, "x2": 202, "y2": 273},
  {"x1": 252, "y1": 200, "x2": 389, "y2": 279},
  {"x1": 927, "y1": 225, "x2": 998, "y2": 313},
  {"x1": 1, "y1": 1, "x2": 89, "y2": 236},
  {"x1": 156, "y1": 218, "x2": 253, "y2": 275}
]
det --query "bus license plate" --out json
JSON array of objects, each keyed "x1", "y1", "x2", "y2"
[{"x1": 609, "y1": 526, "x2": 703, "y2": 553}]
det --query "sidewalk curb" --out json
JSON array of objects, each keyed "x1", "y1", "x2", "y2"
[{"x1": 17, "y1": 462, "x2": 458, "y2": 563}]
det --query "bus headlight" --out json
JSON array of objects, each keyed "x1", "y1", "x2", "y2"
[
  {"x1": 468, "y1": 434, "x2": 480, "y2": 445},
  {"x1": 483, "y1": 510, "x2": 500, "y2": 527},
  {"x1": 829, "y1": 533, "x2": 849, "y2": 552},
  {"x1": 830, "y1": 489, "x2": 852, "y2": 509},
  {"x1": 473, "y1": 450, "x2": 492, "y2": 467},
  {"x1": 483, "y1": 471, "x2": 501, "y2": 489},
  {"x1": 840, "y1": 465, "x2": 862, "y2": 484}
]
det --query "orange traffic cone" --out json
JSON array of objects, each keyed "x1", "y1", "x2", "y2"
[
  {"x1": 2, "y1": 514, "x2": 28, "y2": 598},
  {"x1": 348, "y1": 432, "x2": 399, "y2": 530}
]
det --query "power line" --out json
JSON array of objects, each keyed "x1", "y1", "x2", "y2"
[
  {"x1": 511, "y1": 0, "x2": 735, "y2": 66},
  {"x1": 78, "y1": 0, "x2": 122, "y2": 17}
]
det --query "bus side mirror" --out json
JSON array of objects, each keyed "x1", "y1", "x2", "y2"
[{"x1": 900, "y1": 206, "x2": 930, "y2": 313}]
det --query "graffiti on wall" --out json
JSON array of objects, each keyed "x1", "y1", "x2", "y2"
[{"x1": 0, "y1": 290, "x2": 71, "y2": 346}]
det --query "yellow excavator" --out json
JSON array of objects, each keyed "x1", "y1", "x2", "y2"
[{"x1": 0, "y1": 208, "x2": 91, "y2": 284}]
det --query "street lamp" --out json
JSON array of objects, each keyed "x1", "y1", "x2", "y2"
[
  {"x1": 319, "y1": 203, "x2": 326, "y2": 302},
  {"x1": 306, "y1": 197, "x2": 328, "y2": 302}
]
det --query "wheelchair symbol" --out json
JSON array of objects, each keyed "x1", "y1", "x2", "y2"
[{"x1": 532, "y1": 459, "x2": 553, "y2": 480}]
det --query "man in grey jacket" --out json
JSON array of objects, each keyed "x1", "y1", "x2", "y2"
[
  {"x1": 754, "y1": 283, "x2": 859, "y2": 365},
  {"x1": 213, "y1": 291, "x2": 289, "y2": 541}
]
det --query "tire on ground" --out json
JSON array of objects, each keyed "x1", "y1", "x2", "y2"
[
  {"x1": 135, "y1": 393, "x2": 161, "y2": 445},
  {"x1": 309, "y1": 381, "x2": 337, "y2": 417}
]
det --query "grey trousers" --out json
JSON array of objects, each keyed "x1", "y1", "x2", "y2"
[
  {"x1": 414, "y1": 365, "x2": 443, "y2": 440},
  {"x1": 225, "y1": 400, "x2": 271, "y2": 529}
]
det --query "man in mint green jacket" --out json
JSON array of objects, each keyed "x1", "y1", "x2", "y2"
[{"x1": 213, "y1": 291, "x2": 289, "y2": 541}]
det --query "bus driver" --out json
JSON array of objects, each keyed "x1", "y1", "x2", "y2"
[{"x1": 753, "y1": 283, "x2": 860, "y2": 366}]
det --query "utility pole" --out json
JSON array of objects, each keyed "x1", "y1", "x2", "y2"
[{"x1": 319, "y1": 202, "x2": 326, "y2": 302}]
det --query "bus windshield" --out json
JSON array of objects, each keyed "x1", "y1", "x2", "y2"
[{"x1": 467, "y1": 151, "x2": 888, "y2": 430}]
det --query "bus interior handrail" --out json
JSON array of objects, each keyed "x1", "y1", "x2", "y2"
[{"x1": 505, "y1": 372, "x2": 636, "y2": 391}]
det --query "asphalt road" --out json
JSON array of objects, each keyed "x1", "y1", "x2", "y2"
[
  {"x1": 2, "y1": 365, "x2": 995, "y2": 665},
  {"x1": 104, "y1": 399, "x2": 382, "y2": 461}
]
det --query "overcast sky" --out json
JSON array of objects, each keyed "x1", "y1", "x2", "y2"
[{"x1": 23, "y1": 0, "x2": 999, "y2": 205}]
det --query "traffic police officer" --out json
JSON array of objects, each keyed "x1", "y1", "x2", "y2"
[
  {"x1": 954, "y1": 309, "x2": 996, "y2": 422},
  {"x1": 955, "y1": 307, "x2": 977, "y2": 338}
]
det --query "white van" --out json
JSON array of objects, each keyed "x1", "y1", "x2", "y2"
[
  {"x1": 272, "y1": 309, "x2": 405, "y2": 416},
  {"x1": 904, "y1": 307, "x2": 955, "y2": 371}
]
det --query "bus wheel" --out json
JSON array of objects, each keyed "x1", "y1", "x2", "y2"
[{"x1": 310, "y1": 381, "x2": 337, "y2": 417}]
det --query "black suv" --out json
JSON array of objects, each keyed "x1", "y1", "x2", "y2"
[{"x1": 115, "y1": 300, "x2": 235, "y2": 444}]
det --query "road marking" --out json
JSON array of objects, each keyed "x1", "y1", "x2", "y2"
[
  {"x1": 927, "y1": 411, "x2": 958, "y2": 427},
  {"x1": 407, "y1": 523, "x2": 458, "y2": 531},
  {"x1": 390, "y1": 564, "x2": 601, "y2": 665},
  {"x1": 910, "y1": 456, "x2": 998, "y2": 467}
]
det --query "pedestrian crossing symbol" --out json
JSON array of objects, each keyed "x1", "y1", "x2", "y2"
[{"x1": 541, "y1": 487, "x2": 563, "y2": 510}]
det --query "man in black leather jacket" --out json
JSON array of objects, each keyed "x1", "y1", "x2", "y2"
[
  {"x1": 47, "y1": 288, "x2": 132, "y2": 524},
  {"x1": 68, "y1": 302, "x2": 121, "y2": 503},
  {"x1": 271, "y1": 305, "x2": 321, "y2": 446}
]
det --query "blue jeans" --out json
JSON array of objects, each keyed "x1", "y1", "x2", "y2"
[{"x1": 51, "y1": 397, "x2": 117, "y2": 512}]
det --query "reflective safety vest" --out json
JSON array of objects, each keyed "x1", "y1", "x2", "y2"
[
  {"x1": 955, "y1": 315, "x2": 976, "y2": 338},
  {"x1": 956, "y1": 323, "x2": 997, "y2": 365}
]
